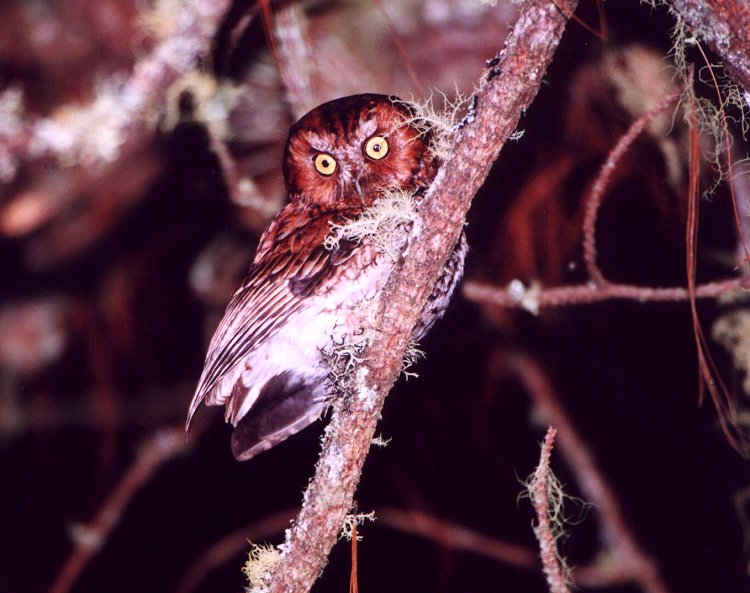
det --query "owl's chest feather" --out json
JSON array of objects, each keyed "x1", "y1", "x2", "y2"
[{"x1": 225, "y1": 243, "x2": 391, "y2": 424}]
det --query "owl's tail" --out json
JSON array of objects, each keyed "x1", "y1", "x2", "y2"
[{"x1": 231, "y1": 371, "x2": 326, "y2": 461}]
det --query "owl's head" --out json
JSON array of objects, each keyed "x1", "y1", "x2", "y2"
[{"x1": 282, "y1": 94, "x2": 438, "y2": 209}]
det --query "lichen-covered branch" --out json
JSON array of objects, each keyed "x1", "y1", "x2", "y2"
[
  {"x1": 1, "y1": 0, "x2": 233, "y2": 171},
  {"x1": 265, "y1": 1, "x2": 580, "y2": 591},
  {"x1": 463, "y1": 277, "x2": 748, "y2": 312},
  {"x1": 527, "y1": 427, "x2": 572, "y2": 593},
  {"x1": 665, "y1": 0, "x2": 750, "y2": 98},
  {"x1": 506, "y1": 352, "x2": 671, "y2": 593}
]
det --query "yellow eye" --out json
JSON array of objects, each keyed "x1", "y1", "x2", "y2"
[
  {"x1": 364, "y1": 135, "x2": 389, "y2": 160},
  {"x1": 313, "y1": 153, "x2": 337, "y2": 176}
]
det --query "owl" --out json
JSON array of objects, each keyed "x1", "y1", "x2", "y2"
[{"x1": 187, "y1": 94, "x2": 467, "y2": 460}]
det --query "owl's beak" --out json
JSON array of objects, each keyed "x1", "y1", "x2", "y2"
[{"x1": 353, "y1": 178, "x2": 365, "y2": 200}]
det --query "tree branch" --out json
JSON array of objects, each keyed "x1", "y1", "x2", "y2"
[
  {"x1": 48, "y1": 428, "x2": 187, "y2": 593},
  {"x1": 266, "y1": 1, "x2": 579, "y2": 591},
  {"x1": 665, "y1": 0, "x2": 750, "y2": 98},
  {"x1": 377, "y1": 507, "x2": 537, "y2": 569},
  {"x1": 1, "y1": 0, "x2": 232, "y2": 171},
  {"x1": 463, "y1": 277, "x2": 749, "y2": 311},
  {"x1": 505, "y1": 352, "x2": 671, "y2": 593},
  {"x1": 528, "y1": 427, "x2": 572, "y2": 593},
  {"x1": 582, "y1": 87, "x2": 683, "y2": 285}
]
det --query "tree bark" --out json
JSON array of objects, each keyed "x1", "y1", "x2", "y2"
[
  {"x1": 666, "y1": 0, "x2": 750, "y2": 98},
  {"x1": 265, "y1": 1, "x2": 580, "y2": 591}
]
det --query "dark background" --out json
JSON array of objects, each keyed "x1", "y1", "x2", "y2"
[{"x1": 1, "y1": 1, "x2": 748, "y2": 592}]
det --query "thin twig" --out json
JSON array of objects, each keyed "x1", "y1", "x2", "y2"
[
  {"x1": 694, "y1": 39, "x2": 750, "y2": 266},
  {"x1": 684, "y1": 91, "x2": 746, "y2": 453},
  {"x1": 528, "y1": 426, "x2": 571, "y2": 593},
  {"x1": 349, "y1": 522, "x2": 359, "y2": 593},
  {"x1": 504, "y1": 352, "x2": 672, "y2": 593},
  {"x1": 730, "y1": 146, "x2": 750, "y2": 271},
  {"x1": 463, "y1": 277, "x2": 748, "y2": 311},
  {"x1": 378, "y1": 505, "x2": 661, "y2": 590},
  {"x1": 552, "y1": 0, "x2": 606, "y2": 41},
  {"x1": 48, "y1": 428, "x2": 187, "y2": 593},
  {"x1": 265, "y1": 2, "x2": 580, "y2": 592},
  {"x1": 225, "y1": 2, "x2": 262, "y2": 65},
  {"x1": 373, "y1": 0, "x2": 425, "y2": 95},
  {"x1": 260, "y1": 0, "x2": 317, "y2": 117},
  {"x1": 582, "y1": 88, "x2": 683, "y2": 285},
  {"x1": 377, "y1": 507, "x2": 537, "y2": 568}
]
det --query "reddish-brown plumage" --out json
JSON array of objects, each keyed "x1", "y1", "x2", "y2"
[
  {"x1": 187, "y1": 94, "x2": 466, "y2": 460},
  {"x1": 284, "y1": 94, "x2": 439, "y2": 208}
]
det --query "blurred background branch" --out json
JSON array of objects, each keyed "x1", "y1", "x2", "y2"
[{"x1": 1, "y1": 1, "x2": 750, "y2": 592}]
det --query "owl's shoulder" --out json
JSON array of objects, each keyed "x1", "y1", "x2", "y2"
[{"x1": 253, "y1": 202, "x2": 358, "y2": 263}]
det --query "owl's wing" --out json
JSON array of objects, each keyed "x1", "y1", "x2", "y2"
[{"x1": 186, "y1": 206, "x2": 358, "y2": 430}]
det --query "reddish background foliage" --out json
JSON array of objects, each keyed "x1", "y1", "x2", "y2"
[{"x1": 1, "y1": 1, "x2": 748, "y2": 593}]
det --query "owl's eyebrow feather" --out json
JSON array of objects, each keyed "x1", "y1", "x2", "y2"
[
  {"x1": 353, "y1": 118, "x2": 379, "y2": 141},
  {"x1": 301, "y1": 131, "x2": 337, "y2": 154}
]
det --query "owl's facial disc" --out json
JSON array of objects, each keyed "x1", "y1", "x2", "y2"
[{"x1": 283, "y1": 94, "x2": 436, "y2": 207}]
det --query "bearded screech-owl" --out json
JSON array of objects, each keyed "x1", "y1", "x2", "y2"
[{"x1": 187, "y1": 94, "x2": 467, "y2": 461}]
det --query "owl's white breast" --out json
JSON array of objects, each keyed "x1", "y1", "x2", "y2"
[{"x1": 226, "y1": 248, "x2": 392, "y2": 425}]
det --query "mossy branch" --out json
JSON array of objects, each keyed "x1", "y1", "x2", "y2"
[
  {"x1": 265, "y1": 1, "x2": 580, "y2": 592},
  {"x1": 665, "y1": 0, "x2": 750, "y2": 99}
]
